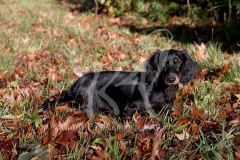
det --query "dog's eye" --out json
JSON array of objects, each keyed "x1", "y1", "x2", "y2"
[
  {"x1": 174, "y1": 58, "x2": 181, "y2": 65},
  {"x1": 165, "y1": 59, "x2": 169, "y2": 65}
]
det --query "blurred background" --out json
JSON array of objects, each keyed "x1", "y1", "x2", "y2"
[{"x1": 59, "y1": 0, "x2": 240, "y2": 53}]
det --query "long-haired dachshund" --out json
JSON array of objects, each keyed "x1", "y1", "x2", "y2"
[{"x1": 40, "y1": 49, "x2": 198, "y2": 117}]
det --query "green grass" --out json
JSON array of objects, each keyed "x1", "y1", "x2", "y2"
[{"x1": 0, "y1": 0, "x2": 239, "y2": 159}]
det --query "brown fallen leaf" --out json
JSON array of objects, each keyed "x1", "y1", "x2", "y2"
[
  {"x1": 124, "y1": 120, "x2": 132, "y2": 131},
  {"x1": 232, "y1": 102, "x2": 239, "y2": 109},
  {"x1": 191, "y1": 121, "x2": 200, "y2": 134},
  {"x1": 195, "y1": 68, "x2": 214, "y2": 80},
  {"x1": 55, "y1": 129, "x2": 78, "y2": 149},
  {"x1": 133, "y1": 114, "x2": 147, "y2": 131},
  {"x1": 176, "y1": 118, "x2": 189, "y2": 126},
  {"x1": 171, "y1": 102, "x2": 183, "y2": 118},
  {"x1": 42, "y1": 134, "x2": 50, "y2": 145},
  {"x1": 191, "y1": 108, "x2": 204, "y2": 117},
  {"x1": 233, "y1": 135, "x2": 240, "y2": 145},
  {"x1": 228, "y1": 118, "x2": 240, "y2": 127},
  {"x1": 181, "y1": 85, "x2": 194, "y2": 98},
  {"x1": 94, "y1": 115, "x2": 112, "y2": 129},
  {"x1": 216, "y1": 63, "x2": 231, "y2": 78},
  {"x1": 194, "y1": 42, "x2": 209, "y2": 62},
  {"x1": 150, "y1": 126, "x2": 166, "y2": 159},
  {"x1": 115, "y1": 132, "x2": 125, "y2": 140},
  {"x1": 119, "y1": 140, "x2": 127, "y2": 153},
  {"x1": 175, "y1": 130, "x2": 190, "y2": 140},
  {"x1": 234, "y1": 94, "x2": 240, "y2": 100},
  {"x1": 234, "y1": 151, "x2": 240, "y2": 160},
  {"x1": 139, "y1": 56, "x2": 147, "y2": 65},
  {"x1": 88, "y1": 146, "x2": 109, "y2": 160},
  {"x1": 55, "y1": 104, "x2": 69, "y2": 112}
]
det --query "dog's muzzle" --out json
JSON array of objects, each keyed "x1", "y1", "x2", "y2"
[{"x1": 165, "y1": 73, "x2": 179, "y2": 85}]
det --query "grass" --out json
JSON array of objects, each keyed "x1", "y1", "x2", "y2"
[{"x1": 0, "y1": 0, "x2": 239, "y2": 159}]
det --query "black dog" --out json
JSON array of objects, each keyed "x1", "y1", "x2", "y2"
[{"x1": 40, "y1": 49, "x2": 197, "y2": 117}]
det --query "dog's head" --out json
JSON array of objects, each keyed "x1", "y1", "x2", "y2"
[{"x1": 146, "y1": 49, "x2": 198, "y2": 86}]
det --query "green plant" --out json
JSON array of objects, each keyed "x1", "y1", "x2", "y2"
[{"x1": 197, "y1": 121, "x2": 235, "y2": 159}]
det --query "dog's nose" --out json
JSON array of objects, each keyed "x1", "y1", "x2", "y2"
[{"x1": 167, "y1": 75, "x2": 176, "y2": 83}]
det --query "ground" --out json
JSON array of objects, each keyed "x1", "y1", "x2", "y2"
[{"x1": 0, "y1": 0, "x2": 240, "y2": 159}]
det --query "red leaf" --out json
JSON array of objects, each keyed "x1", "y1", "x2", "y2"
[
  {"x1": 115, "y1": 132, "x2": 125, "y2": 140},
  {"x1": 150, "y1": 126, "x2": 166, "y2": 159},
  {"x1": 133, "y1": 114, "x2": 147, "y2": 131},
  {"x1": 42, "y1": 134, "x2": 50, "y2": 145},
  {"x1": 191, "y1": 121, "x2": 200, "y2": 134},
  {"x1": 191, "y1": 108, "x2": 204, "y2": 117},
  {"x1": 120, "y1": 140, "x2": 127, "y2": 153},
  {"x1": 55, "y1": 129, "x2": 78, "y2": 149},
  {"x1": 171, "y1": 102, "x2": 183, "y2": 118},
  {"x1": 216, "y1": 63, "x2": 231, "y2": 77},
  {"x1": 176, "y1": 118, "x2": 189, "y2": 126}
]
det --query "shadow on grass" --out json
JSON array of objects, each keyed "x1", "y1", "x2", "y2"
[
  {"x1": 121, "y1": 22, "x2": 240, "y2": 53},
  {"x1": 58, "y1": 0, "x2": 240, "y2": 53}
]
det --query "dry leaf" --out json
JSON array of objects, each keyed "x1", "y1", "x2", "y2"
[
  {"x1": 151, "y1": 126, "x2": 166, "y2": 159},
  {"x1": 191, "y1": 108, "x2": 204, "y2": 117},
  {"x1": 216, "y1": 63, "x2": 231, "y2": 77},
  {"x1": 191, "y1": 121, "x2": 200, "y2": 134},
  {"x1": 55, "y1": 129, "x2": 78, "y2": 149},
  {"x1": 228, "y1": 119, "x2": 240, "y2": 127},
  {"x1": 139, "y1": 56, "x2": 147, "y2": 64},
  {"x1": 234, "y1": 94, "x2": 240, "y2": 100},
  {"x1": 89, "y1": 146, "x2": 109, "y2": 159},
  {"x1": 176, "y1": 118, "x2": 189, "y2": 126},
  {"x1": 133, "y1": 114, "x2": 147, "y2": 131},
  {"x1": 194, "y1": 42, "x2": 209, "y2": 61},
  {"x1": 175, "y1": 130, "x2": 190, "y2": 140}
]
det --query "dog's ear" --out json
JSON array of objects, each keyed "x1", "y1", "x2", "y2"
[
  {"x1": 145, "y1": 49, "x2": 162, "y2": 85},
  {"x1": 180, "y1": 50, "x2": 198, "y2": 83}
]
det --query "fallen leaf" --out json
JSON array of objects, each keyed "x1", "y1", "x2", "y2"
[
  {"x1": 233, "y1": 135, "x2": 240, "y2": 145},
  {"x1": 139, "y1": 56, "x2": 147, "y2": 64},
  {"x1": 171, "y1": 102, "x2": 183, "y2": 118},
  {"x1": 133, "y1": 114, "x2": 147, "y2": 131},
  {"x1": 124, "y1": 120, "x2": 132, "y2": 131},
  {"x1": 176, "y1": 118, "x2": 189, "y2": 126},
  {"x1": 234, "y1": 151, "x2": 240, "y2": 160},
  {"x1": 228, "y1": 118, "x2": 240, "y2": 127},
  {"x1": 73, "y1": 67, "x2": 83, "y2": 78},
  {"x1": 191, "y1": 121, "x2": 200, "y2": 134},
  {"x1": 195, "y1": 68, "x2": 212, "y2": 79},
  {"x1": 191, "y1": 108, "x2": 204, "y2": 117},
  {"x1": 115, "y1": 132, "x2": 125, "y2": 140},
  {"x1": 232, "y1": 102, "x2": 239, "y2": 109},
  {"x1": 119, "y1": 140, "x2": 127, "y2": 153},
  {"x1": 234, "y1": 94, "x2": 240, "y2": 100},
  {"x1": 216, "y1": 63, "x2": 231, "y2": 78},
  {"x1": 150, "y1": 126, "x2": 166, "y2": 159},
  {"x1": 89, "y1": 146, "x2": 109, "y2": 159},
  {"x1": 175, "y1": 130, "x2": 190, "y2": 140},
  {"x1": 55, "y1": 104, "x2": 69, "y2": 112},
  {"x1": 94, "y1": 115, "x2": 112, "y2": 129},
  {"x1": 55, "y1": 129, "x2": 78, "y2": 149},
  {"x1": 194, "y1": 43, "x2": 208, "y2": 61},
  {"x1": 42, "y1": 134, "x2": 50, "y2": 145},
  {"x1": 181, "y1": 85, "x2": 193, "y2": 98}
]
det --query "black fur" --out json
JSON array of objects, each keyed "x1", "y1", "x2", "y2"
[{"x1": 40, "y1": 49, "x2": 198, "y2": 117}]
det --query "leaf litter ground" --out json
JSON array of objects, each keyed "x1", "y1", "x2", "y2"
[{"x1": 0, "y1": 0, "x2": 240, "y2": 159}]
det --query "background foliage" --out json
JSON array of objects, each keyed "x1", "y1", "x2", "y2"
[{"x1": 67, "y1": 0, "x2": 240, "y2": 52}]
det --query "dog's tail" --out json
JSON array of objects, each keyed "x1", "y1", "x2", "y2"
[{"x1": 39, "y1": 91, "x2": 73, "y2": 110}]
